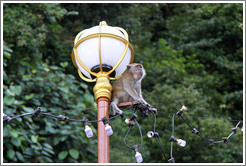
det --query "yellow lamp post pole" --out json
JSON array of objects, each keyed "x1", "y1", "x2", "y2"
[{"x1": 71, "y1": 21, "x2": 134, "y2": 163}]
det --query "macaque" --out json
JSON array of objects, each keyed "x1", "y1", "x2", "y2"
[{"x1": 110, "y1": 63, "x2": 156, "y2": 115}]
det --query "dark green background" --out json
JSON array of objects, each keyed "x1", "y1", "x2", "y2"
[{"x1": 3, "y1": 3, "x2": 243, "y2": 163}]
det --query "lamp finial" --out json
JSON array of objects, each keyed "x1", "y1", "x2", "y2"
[{"x1": 101, "y1": 21, "x2": 108, "y2": 26}]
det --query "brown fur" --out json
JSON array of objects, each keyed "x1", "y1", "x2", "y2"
[{"x1": 110, "y1": 63, "x2": 147, "y2": 115}]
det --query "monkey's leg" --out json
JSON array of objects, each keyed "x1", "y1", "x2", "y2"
[{"x1": 110, "y1": 101, "x2": 123, "y2": 115}]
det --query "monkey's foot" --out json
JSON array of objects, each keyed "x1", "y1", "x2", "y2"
[
  {"x1": 119, "y1": 112, "x2": 125, "y2": 119},
  {"x1": 117, "y1": 110, "x2": 123, "y2": 115},
  {"x1": 115, "y1": 110, "x2": 125, "y2": 118}
]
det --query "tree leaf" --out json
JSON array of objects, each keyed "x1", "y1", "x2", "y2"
[
  {"x1": 3, "y1": 96, "x2": 15, "y2": 105},
  {"x1": 41, "y1": 150, "x2": 51, "y2": 157},
  {"x1": 22, "y1": 107, "x2": 34, "y2": 113},
  {"x1": 10, "y1": 130, "x2": 19, "y2": 138},
  {"x1": 58, "y1": 151, "x2": 68, "y2": 160},
  {"x1": 69, "y1": 148, "x2": 79, "y2": 159},
  {"x1": 38, "y1": 137, "x2": 47, "y2": 141},
  {"x1": 31, "y1": 135, "x2": 38, "y2": 143},
  {"x1": 43, "y1": 143, "x2": 53, "y2": 150},
  {"x1": 24, "y1": 94, "x2": 35, "y2": 100},
  {"x1": 60, "y1": 62, "x2": 68, "y2": 68},
  {"x1": 16, "y1": 151, "x2": 24, "y2": 161},
  {"x1": 11, "y1": 137, "x2": 21, "y2": 147},
  {"x1": 7, "y1": 149, "x2": 15, "y2": 159},
  {"x1": 43, "y1": 147, "x2": 55, "y2": 155},
  {"x1": 10, "y1": 85, "x2": 22, "y2": 96},
  {"x1": 3, "y1": 126, "x2": 10, "y2": 137}
]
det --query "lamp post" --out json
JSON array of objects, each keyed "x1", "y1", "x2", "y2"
[{"x1": 71, "y1": 21, "x2": 134, "y2": 163}]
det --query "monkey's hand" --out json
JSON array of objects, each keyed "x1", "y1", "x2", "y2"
[
  {"x1": 137, "y1": 99, "x2": 147, "y2": 107},
  {"x1": 147, "y1": 104, "x2": 158, "y2": 114},
  {"x1": 138, "y1": 102, "x2": 157, "y2": 113}
]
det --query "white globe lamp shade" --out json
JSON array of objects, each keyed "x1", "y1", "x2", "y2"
[{"x1": 72, "y1": 21, "x2": 134, "y2": 82}]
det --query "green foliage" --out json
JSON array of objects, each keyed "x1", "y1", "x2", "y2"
[
  {"x1": 3, "y1": 3, "x2": 243, "y2": 163},
  {"x1": 163, "y1": 3, "x2": 243, "y2": 120},
  {"x1": 3, "y1": 3, "x2": 97, "y2": 163}
]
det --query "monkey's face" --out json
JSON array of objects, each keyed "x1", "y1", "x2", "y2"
[
  {"x1": 128, "y1": 63, "x2": 146, "y2": 80},
  {"x1": 134, "y1": 64, "x2": 143, "y2": 72}
]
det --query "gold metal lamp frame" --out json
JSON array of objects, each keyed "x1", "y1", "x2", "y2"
[{"x1": 71, "y1": 21, "x2": 134, "y2": 83}]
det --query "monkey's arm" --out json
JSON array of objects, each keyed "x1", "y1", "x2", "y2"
[
  {"x1": 123, "y1": 79, "x2": 143, "y2": 103},
  {"x1": 134, "y1": 81, "x2": 157, "y2": 113},
  {"x1": 134, "y1": 82, "x2": 148, "y2": 105}
]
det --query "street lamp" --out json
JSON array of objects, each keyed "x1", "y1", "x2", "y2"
[{"x1": 71, "y1": 21, "x2": 134, "y2": 163}]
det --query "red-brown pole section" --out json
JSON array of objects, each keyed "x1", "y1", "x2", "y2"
[{"x1": 97, "y1": 97, "x2": 110, "y2": 163}]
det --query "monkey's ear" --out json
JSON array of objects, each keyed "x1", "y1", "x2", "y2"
[{"x1": 127, "y1": 64, "x2": 132, "y2": 69}]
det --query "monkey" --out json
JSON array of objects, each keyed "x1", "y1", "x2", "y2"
[{"x1": 110, "y1": 63, "x2": 157, "y2": 115}]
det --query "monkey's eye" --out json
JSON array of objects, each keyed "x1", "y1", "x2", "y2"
[{"x1": 137, "y1": 65, "x2": 142, "y2": 68}]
